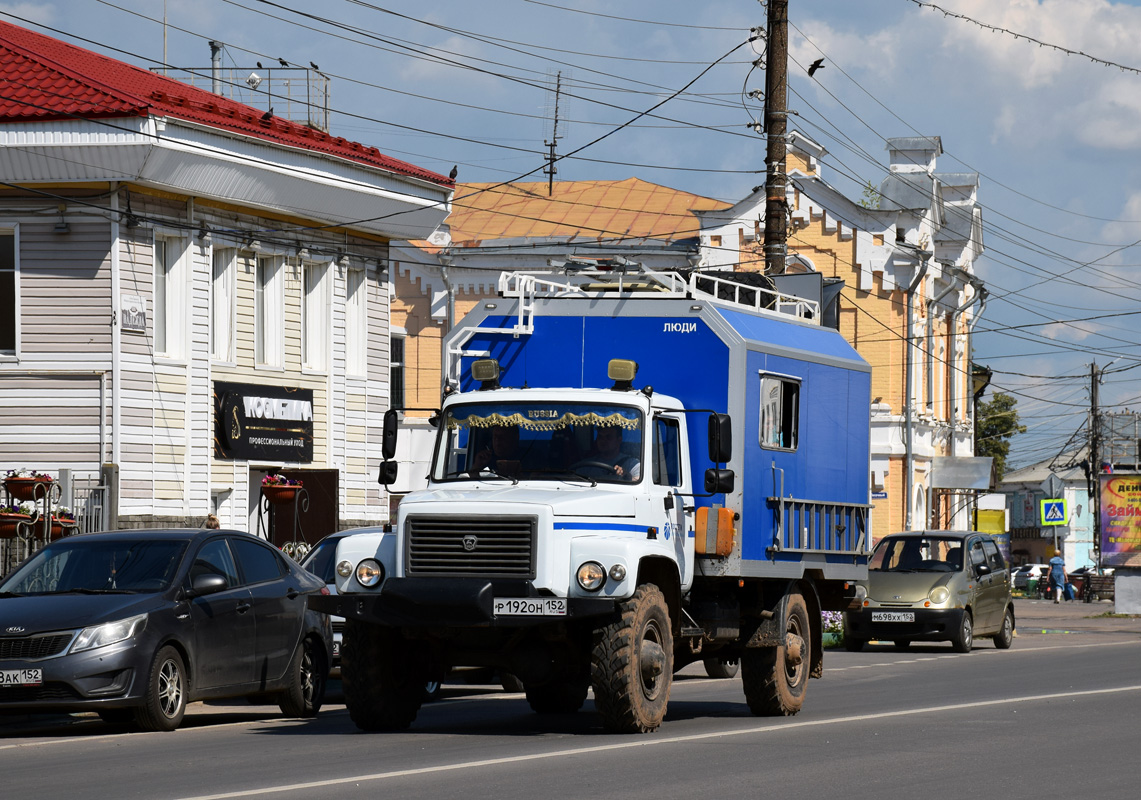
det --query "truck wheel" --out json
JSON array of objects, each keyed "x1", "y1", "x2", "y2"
[
  {"x1": 742, "y1": 590, "x2": 810, "y2": 716},
  {"x1": 951, "y1": 610, "x2": 973, "y2": 653},
  {"x1": 341, "y1": 620, "x2": 423, "y2": 731},
  {"x1": 993, "y1": 607, "x2": 1014, "y2": 650},
  {"x1": 591, "y1": 583, "x2": 673, "y2": 733},
  {"x1": 703, "y1": 657, "x2": 739, "y2": 679},
  {"x1": 525, "y1": 679, "x2": 589, "y2": 714}
]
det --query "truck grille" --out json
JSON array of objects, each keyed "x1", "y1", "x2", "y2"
[{"x1": 406, "y1": 515, "x2": 536, "y2": 578}]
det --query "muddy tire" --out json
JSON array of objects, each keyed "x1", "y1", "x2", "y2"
[
  {"x1": 278, "y1": 636, "x2": 325, "y2": 718},
  {"x1": 499, "y1": 672, "x2": 525, "y2": 693},
  {"x1": 525, "y1": 678, "x2": 589, "y2": 714},
  {"x1": 993, "y1": 607, "x2": 1014, "y2": 650},
  {"x1": 134, "y1": 646, "x2": 187, "y2": 732},
  {"x1": 742, "y1": 590, "x2": 810, "y2": 716},
  {"x1": 341, "y1": 620, "x2": 424, "y2": 731},
  {"x1": 951, "y1": 610, "x2": 973, "y2": 653},
  {"x1": 703, "y1": 656, "x2": 739, "y2": 679},
  {"x1": 591, "y1": 583, "x2": 673, "y2": 733}
]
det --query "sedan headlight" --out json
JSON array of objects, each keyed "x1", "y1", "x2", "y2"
[
  {"x1": 71, "y1": 613, "x2": 148, "y2": 654},
  {"x1": 355, "y1": 558, "x2": 385, "y2": 587},
  {"x1": 929, "y1": 586, "x2": 950, "y2": 605},
  {"x1": 576, "y1": 561, "x2": 606, "y2": 592}
]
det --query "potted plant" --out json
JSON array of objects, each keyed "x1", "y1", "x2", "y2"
[
  {"x1": 4, "y1": 468, "x2": 53, "y2": 502},
  {"x1": 51, "y1": 506, "x2": 78, "y2": 539},
  {"x1": 0, "y1": 501, "x2": 36, "y2": 539},
  {"x1": 261, "y1": 474, "x2": 303, "y2": 505}
]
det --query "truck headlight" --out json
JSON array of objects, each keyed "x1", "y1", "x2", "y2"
[
  {"x1": 336, "y1": 560, "x2": 353, "y2": 578},
  {"x1": 71, "y1": 613, "x2": 147, "y2": 654},
  {"x1": 576, "y1": 561, "x2": 606, "y2": 592},
  {"x1": 355, "y1": 559, "x2": 385, "y2": 587}
]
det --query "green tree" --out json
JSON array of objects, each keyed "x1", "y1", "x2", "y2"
[
  {"x1": 975, "y1": 392, "x2": 1026, "y2": 482},
  {"x1": 858, "y1": 179, "x2": 881, "y2": 209}
]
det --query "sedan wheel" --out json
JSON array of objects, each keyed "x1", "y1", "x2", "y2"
[{"x1": 135, "y1": 646, "x2": 187, "y2": 732}]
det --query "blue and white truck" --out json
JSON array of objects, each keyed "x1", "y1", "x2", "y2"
[{"x1": 311, "y1": 266, "x2": 872, "y2": 733}]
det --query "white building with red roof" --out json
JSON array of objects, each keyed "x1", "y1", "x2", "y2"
[{"x1": 0, "y1": 20, "x2": 452, "y2": 548}]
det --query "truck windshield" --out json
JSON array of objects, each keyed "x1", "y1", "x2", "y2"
[{"x1": 433, "y1": 402, "x2": 644, "y2": 483}]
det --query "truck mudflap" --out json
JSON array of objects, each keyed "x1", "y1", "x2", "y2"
[{"x1": 308, "y1": 577, "x2": 616, "y2": 627}]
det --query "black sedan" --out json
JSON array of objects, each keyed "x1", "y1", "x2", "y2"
[{"x1": 0, "y1": 528, "x2": 332, "y2": 731}]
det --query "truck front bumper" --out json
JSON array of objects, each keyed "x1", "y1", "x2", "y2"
[{"x1": 309, "y1": 577, "x2": 617, "y2": 627}]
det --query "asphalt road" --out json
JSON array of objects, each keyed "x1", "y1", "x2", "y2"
[{"x1": 4, "y1": 599, "x2": 1141, "y2": 800}]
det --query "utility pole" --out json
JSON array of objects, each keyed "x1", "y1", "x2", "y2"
[
  {"x1": 762, "y1": 0, "x2": 789, "y2": 275},
  {"x1": 1090, "y1": 361, "x2": 1102, "y2": 567},
  {"x1": 543, "y1": 71, "x2": 563, "y2": 197}
]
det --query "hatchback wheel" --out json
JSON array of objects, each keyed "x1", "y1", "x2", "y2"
[
  {"x1": 951, "y1": 611, "x2": 973, "y2": 653},
  {"x1": 993, "y1": 607, "x2": 1014, "y2": 650}
]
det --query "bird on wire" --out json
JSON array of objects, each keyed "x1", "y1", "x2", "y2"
[
  {"x1": 278, "y1": 58, "x2": 289, "y2": 68},
  {"x1": 310, "y1": 61, "x2": 320, "y2": 71},
  {"x1": 808, "y1": 58, "x2": 825, "y2": 77}
]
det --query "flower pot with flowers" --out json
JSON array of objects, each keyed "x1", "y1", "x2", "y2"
[
  {"x1": 4, "y1": 468, "x2": 54, "y2": 502},
  {"x1": 0, "y1": 501, "x2": 36, "y2": 539},
  {"x1": 50, "y1": 506, "x2": 78, "y2": 539},
  {"x1": 262, "y1": 474, "x2": 303, "y2": 505}
]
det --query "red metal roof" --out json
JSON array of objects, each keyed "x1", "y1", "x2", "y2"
[{"x1": 0, "y1": 19, "x2": 452, "y2": 187}]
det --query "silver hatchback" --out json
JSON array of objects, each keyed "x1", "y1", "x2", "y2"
[{"x1": 843, "y1": 531, "x2": 1014, "y2": 653}]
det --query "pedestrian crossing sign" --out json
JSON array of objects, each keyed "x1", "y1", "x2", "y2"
[{"x1": 1040, "y1": 498, "x2": 1067, "y2": 526}]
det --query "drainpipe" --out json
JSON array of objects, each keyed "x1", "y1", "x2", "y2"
[
  {"x1": 966, "y1": 283, "x2": 988, "y2": 454},
  {"x1": 209, "y1": 41, "x2": 222, "y2": 95},
  {"x1": 905, "y1": 252, "x2": 930, "y2": 531},
  {"x1": 948, "y1": 276, "x2": 982, "y2": 457},
  {"x1": 438, "y1": 249, "x2": 455, "y2": 392},
  {"x1": 110, "y1": 186, "x2": 122, "y2": 468},
  {"x1": 926, "y1": 272, "x2": 957, "y2": 416}
]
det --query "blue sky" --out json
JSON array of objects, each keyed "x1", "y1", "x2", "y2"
[{"x1": 7, "y1": 0, "x2": 1141, "y2": 470}]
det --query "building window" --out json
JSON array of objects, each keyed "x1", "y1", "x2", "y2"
[
  {"x1": 345, "y1": 267, "x2": 367, "y2": 376},
  {"x1": 759, "y1": 374, "x2": 799, "y2": 450},
  {"x1": 390, "y1": 334, "x2": 405, "y2": 408},
  {"x1": 154, "y1": 236, "x2": 184, "y2": 357},
  {"x1": 0, "y1": 228, "x2": 16, "y2": 354},
  {"x1": 255, "y1": 255, "x2": 283, "y2": 367},
  {"x1": 303, "y1": 261, "x2": 328, "y2": 371},
  {"x1": 211, "y1": 248, "x2": 235, "y2": 362}
]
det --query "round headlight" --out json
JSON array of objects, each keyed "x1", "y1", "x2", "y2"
[
  {"x1": 336, "y1": 559, "x2": 353, "y2": 578},
  {"x1": 576, "y1": 561, "x2": 606, "y2": 592},
  {"x1": 355, "y1": 558, "x2": 385, "y2": 587},
  {"x1": 929, "y1": 586, "x2": 950, "y2": 605},
  {"x1": 608, "y1": 563, "x2": 627, "y2": 582}
]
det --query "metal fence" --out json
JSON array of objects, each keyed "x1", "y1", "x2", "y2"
[{"x1": 1, "y1": 470, "x2": 107, "y2": 578}]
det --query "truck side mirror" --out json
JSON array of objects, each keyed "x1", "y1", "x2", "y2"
[
  {"x1": 708, "y1": 413, "x2": 732, "y2": 463},
  {"x1": 382, "y1": 409, "x2": 400, "y2": 461},
  {"x1": 377, "y1": 460, "x2": 399, "y2": 486},
  {"x1": 704, "y1": 468, "x2": 734, "y2": 494}
]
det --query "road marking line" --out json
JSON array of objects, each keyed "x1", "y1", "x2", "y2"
[{"x1": 168, "y1": 684, "x2": 1141, "y2": 800}]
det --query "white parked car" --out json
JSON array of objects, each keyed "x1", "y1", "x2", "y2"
[{"x1": 1012, "y1": 563, "x2": 1048, "y2": 590}]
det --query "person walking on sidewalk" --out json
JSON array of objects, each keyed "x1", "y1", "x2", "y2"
[{"x1": 1048, "y1": 546, "x2": 1067, "y2": 604}]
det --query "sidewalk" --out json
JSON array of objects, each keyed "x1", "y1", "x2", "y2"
[{"x1": 1013, "y1": 595, "x2": 1141, "y2": 635}]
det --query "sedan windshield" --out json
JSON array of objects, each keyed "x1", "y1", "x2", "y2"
[
  {"x1": 0, "y1": 539, "x2": 188, "y2": 594},
  {"x1": 870, "y1": 536, "x2": 963, "y2": 572},
  {"x1": 433, "y1": 401, "x2": 644, "y2": 483}
]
